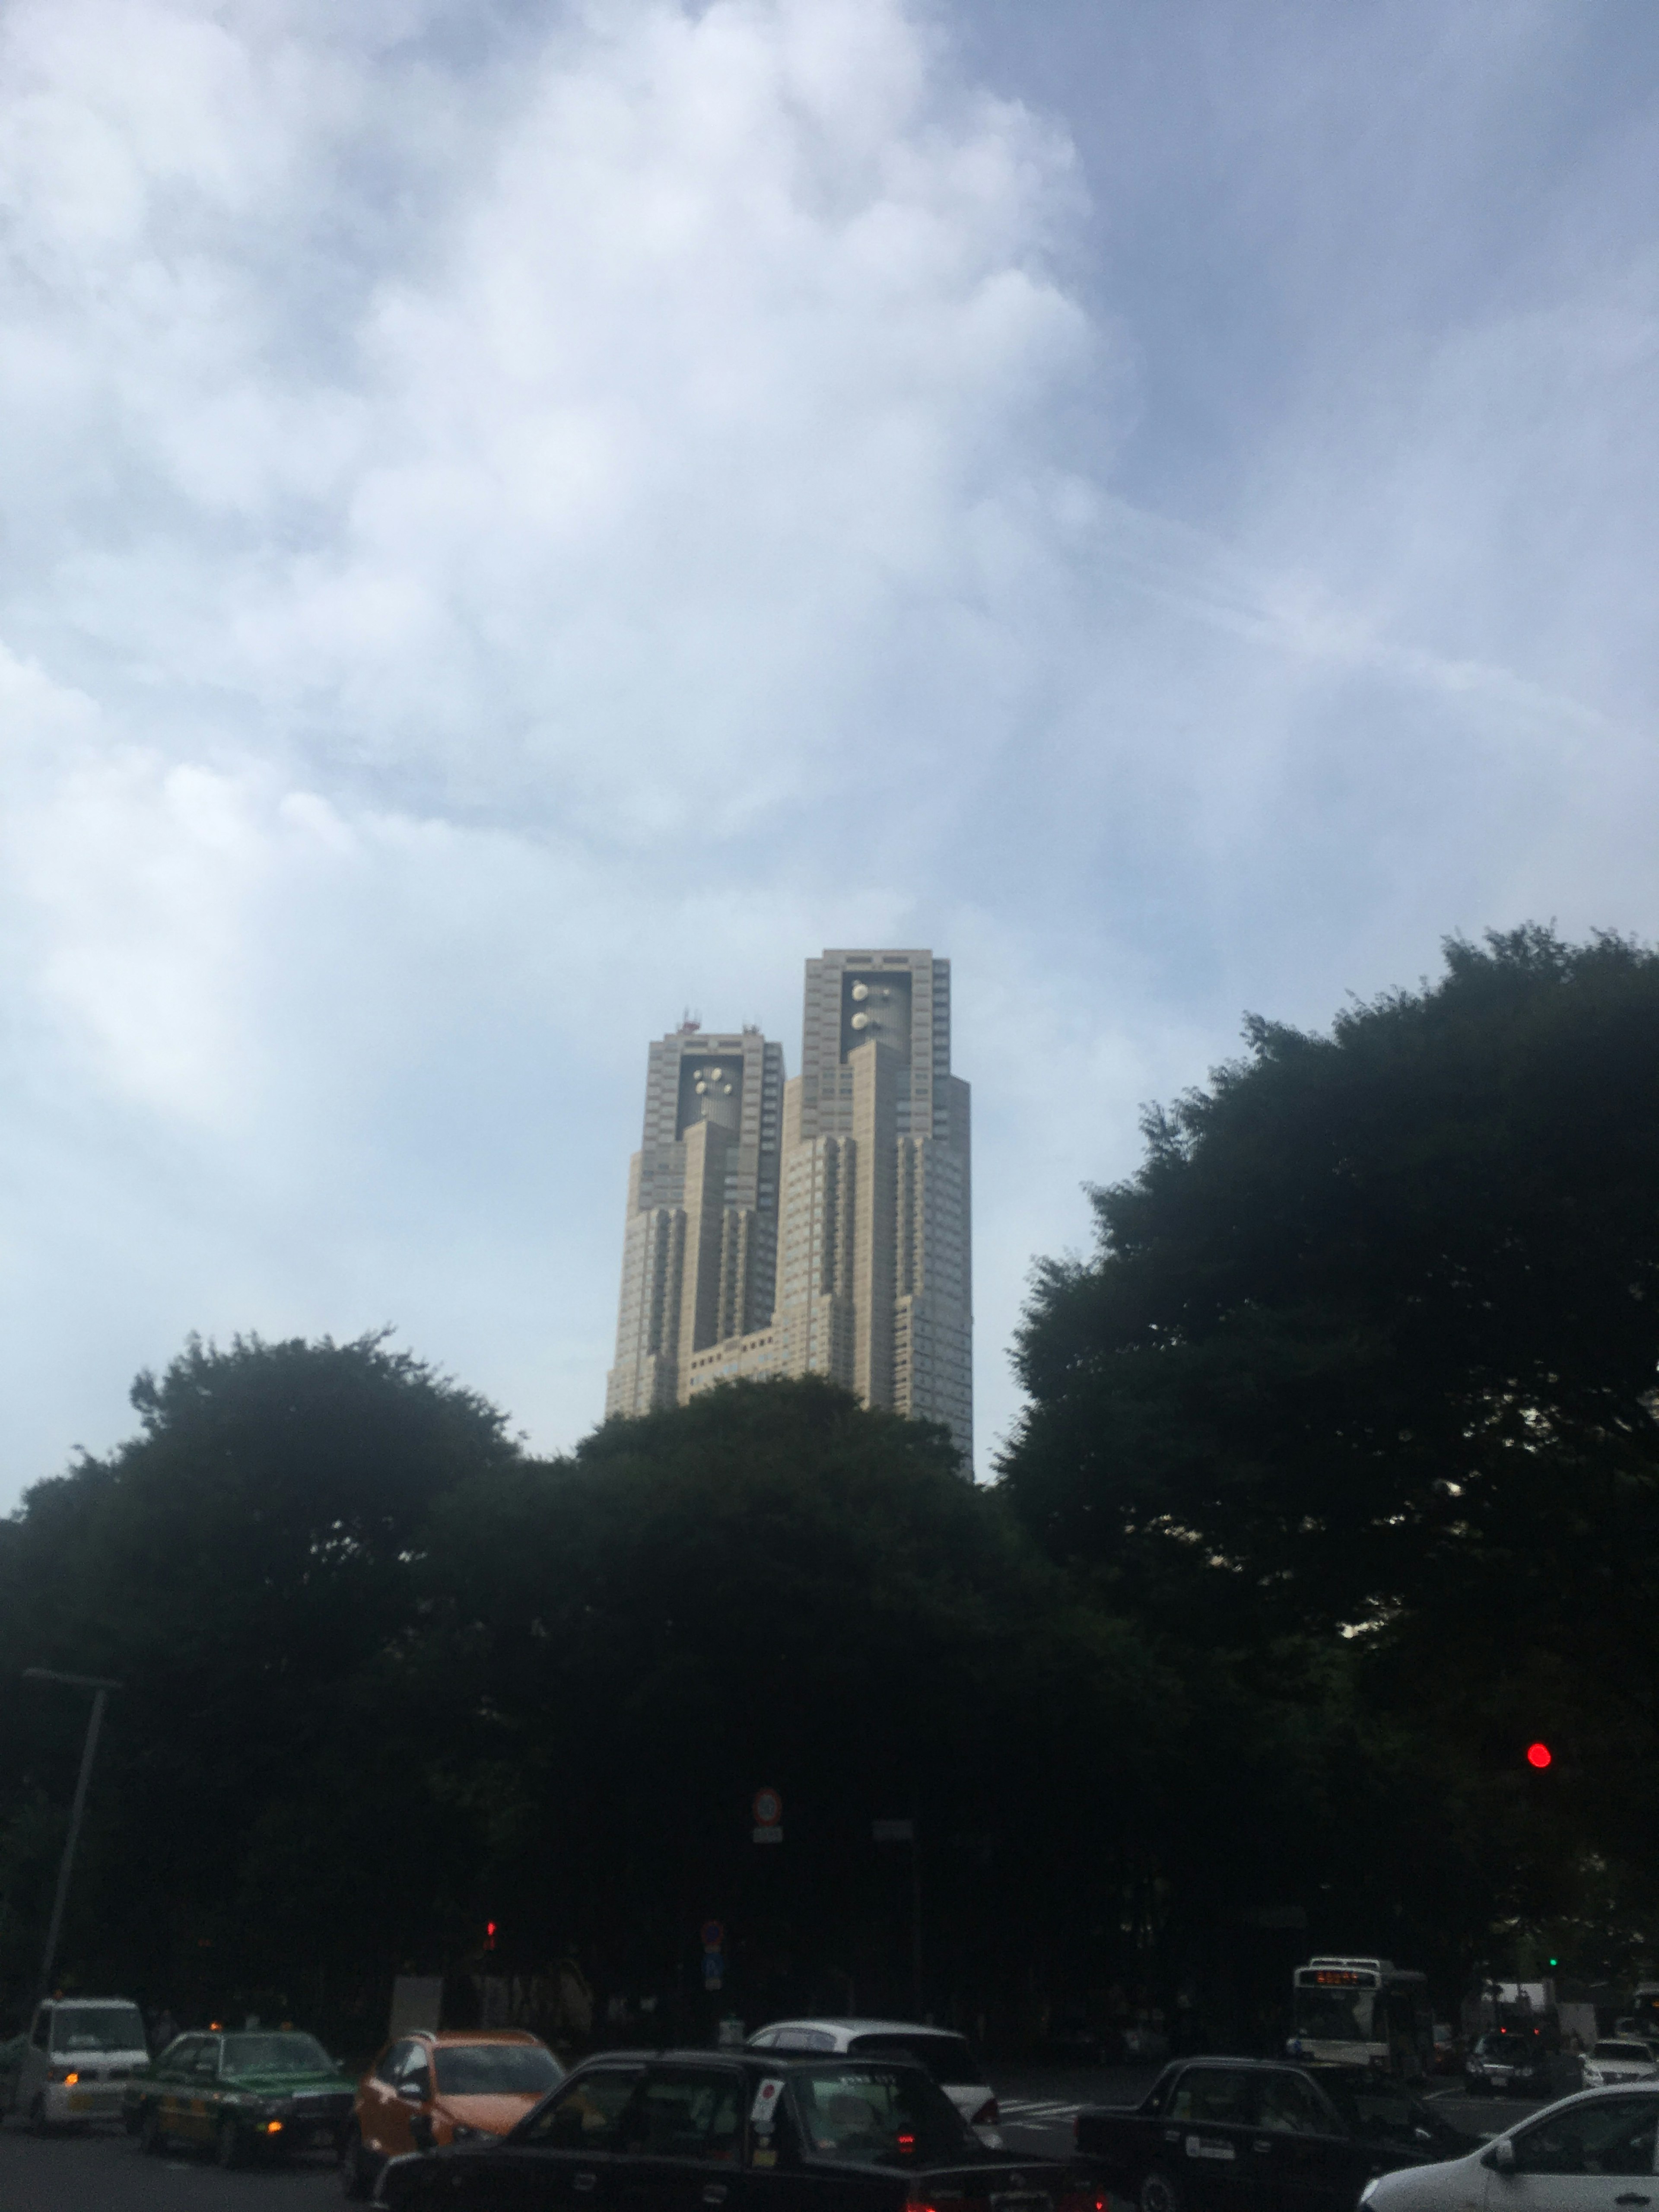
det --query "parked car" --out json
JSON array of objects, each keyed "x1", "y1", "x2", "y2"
[
  {"x1": 342, "y1": 2028, "x2": 563, "y2": 2197},
  {"x1": 5, "y1": 1996, "x2": 149, "y2": 2130},
  {"x1": 1582, "y1": 2039, "x2": 1659, "y2": 2088},
  {"x1": 124, "y1": 2027, "x2": 354, "y2": 2167},
  {"x1": 1360, "y1": 2082, "x2": 1659, "y2": 2208},
  {"x1": 1072, "y1": 2055, "x2": 1474, "y2": 2212},
  {"x1": 1428, "y1": 2024, "x2": 1465, "y2": 2076},
  {"x1": 370, "y1": 2046, "x2": 1102, "y2": 2212},
  {"x1": 746, "y1": 2017, "x2": 1002, "y2": 2143}
]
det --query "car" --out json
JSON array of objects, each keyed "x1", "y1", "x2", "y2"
[
  {"x1": 1359, "y1": 2082, "x2": 1659, "y2": 2209},
  {"x1": 370, "y1": 2045, "x2": 1103, "y2": 2212},
  {"x1": 1073, "y1": 2054, "x2": 1476, "y2": 2212},
  {"x1": 1463, "y1": 2028, "x2": 1569, "y2": 2098},
  {"x1": 1428, "y1": 2025, "x2": 1465, "y2": 2077},
  {"x1": 341, "y1": 2028, "x2": 564, "y2": 2197},
  {"x1": 746, "y1": 2017, "x2": 1002, "y2": 2143},
  {"x1": 123, "y1": 2025, "x2": 355, "y2": 2168},
  {"x1": 1583, "y1": 2039, "x2": 1659, "y2": 2088},
  {"x1": 5, "y1": 1996, "x2": 149, "y2": 2130}
]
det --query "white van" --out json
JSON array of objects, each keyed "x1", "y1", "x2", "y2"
[{"x1": 7, "y1": 1996, "x2": 150, "y2": 2128}]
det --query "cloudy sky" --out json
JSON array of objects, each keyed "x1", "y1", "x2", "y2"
[{"x1": 3, "y1": 0, "x2": 1656, "y2": 1503}]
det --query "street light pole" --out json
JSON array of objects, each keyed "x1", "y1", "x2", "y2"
[{"x1": 24, "y1": 1669, "x2": 123, "y2": 2001}]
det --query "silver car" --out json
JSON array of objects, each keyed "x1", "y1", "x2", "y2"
[
  {"x1": 1584, "y1": 2041, "x2": 1659, "y2": 2088},
  {"x1": 1360, "y1": 2083, "x2": 1659, "y2": 2209},
  {"x1": 744, "y1": 2019, "x2": 1002, "y2": 2146}
]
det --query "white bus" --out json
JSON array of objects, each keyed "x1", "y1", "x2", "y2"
[{"x1": 1287, "y1": 1956, "x2": 1434, "y2": 2079}]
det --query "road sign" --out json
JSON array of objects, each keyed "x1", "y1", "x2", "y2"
[
  {"x1": 872, "y1": 1818, "x2": 915, "y2": 1843},
  {"x1": 702, "y1": 1920, "x2": 725, "y2": 1951},
  {"x1": 702, "y1": 1953, "x2": 725, "y2": 1989},
  {"x1": 753, "y1": 1825, "x2": 782, "y2": 1845},
  {"x1": 752, "y1": 1788, "x2": 783, "y2": 1826}
]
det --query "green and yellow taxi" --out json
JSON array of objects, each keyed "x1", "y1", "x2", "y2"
[{"x1": 124, "y1": 2026, "x2": 355, "y2": 2168}]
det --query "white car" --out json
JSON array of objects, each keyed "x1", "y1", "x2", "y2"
[
  {"x1": 1583, "y1": 2040, "x2": 1659, "y2": 2088},
  {"x1": 1360, "y1": 2083, "x2": 1659, "y2": 2209},
  {"x1": 745, "y1": 2018, "x2": 1003, "y2": 2146},
  {"x1": 6, "y1": 1997, "x2": 150, "y2": 2129}
]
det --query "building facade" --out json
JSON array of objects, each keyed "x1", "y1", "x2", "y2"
[{"x1": 605, "y1": 950, "x2": 972, "y2": 1467}]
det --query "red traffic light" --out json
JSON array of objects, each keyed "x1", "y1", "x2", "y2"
[{"x1": 1526, "y1": 1742, "x2": 1552, "y2": 1769}]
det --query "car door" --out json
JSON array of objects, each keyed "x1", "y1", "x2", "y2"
[
  {"x1": 484, "y1": 2060, "x2": 648, "y2": 2212},
  {"x1": 612, "y1": 2063, "x2": 749, "y2": 2212},
  {"x1": 172, "y1": 2037, "x2": 223, "y2": 2144},
  {"x1": 1145, "y1": 2066, "x2": 1261, "y2": 2210},
  {"x1": 153, "y1": 2035, "x2": 203, "y2": 2133},
  {"x1": 362, "y1": 2038, "x2": 418, "y2": 2162},
  {"x1": 1490, "y1": 2094, "x2": 1659, "y2": 2212},
  {"x1": 1246, "y1": 2069, "x2": 1353, "y2": 2212}
]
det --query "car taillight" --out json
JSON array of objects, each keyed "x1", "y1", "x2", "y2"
[
  {"x1": 972, "y1": 2098, "x2": 1000, "y2": 2127},
  {"x1": 905, "y1": 2197, "x2": 939, "y2": 2212},
  {"x1": 1056, "y1": 2192, "x2": 1111, "y2": 2212},
  {"x1": 898, "y1": 2134, "x2": 916, "y2": 2155}
]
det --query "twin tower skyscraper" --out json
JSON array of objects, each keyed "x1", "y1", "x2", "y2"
[{"x1": 605, "y1": 949, "x2": 972, "y2": 1467}]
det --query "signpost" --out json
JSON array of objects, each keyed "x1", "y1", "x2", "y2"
[
  {"x1": 752, "y1": 1787, "x2": 783, "y2": 1844},
  {"x1": 873, "y1": 1809, "x2": 922, "y2": 2015},
  {"x1": 702, "y1": 1918, "x2": 726, "y2": 1992}
]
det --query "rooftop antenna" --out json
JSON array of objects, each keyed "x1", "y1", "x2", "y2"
[{"x1": 679, "y1": 1008, "x2": 701, "y2": 1034}]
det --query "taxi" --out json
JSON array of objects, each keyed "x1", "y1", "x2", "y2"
[
  {"x1": 370, "y1": 2046, "x2": 1100, "y2": 2212},
  {"x1": 124, "y1": 2026, "x2": 355, "y2": 2167},
  {"x1": 343, "y1": 2028, "x2": 563, "y2": 2196}
]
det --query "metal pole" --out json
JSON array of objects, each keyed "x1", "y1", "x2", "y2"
[
  {"x1": 25, "y1": 1669, "x2": 122, "y2": 2002},
  {"x1": 910, "y1": 1822, "x2": 922, "y2": 2019}
]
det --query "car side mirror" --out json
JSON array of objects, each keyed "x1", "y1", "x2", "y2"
[
  {"x1": 399, "y1": 2081, "x2": 429, "y2": 2104},
  {"x1": 1485, "y1": 2139, "x2": 1515, "y2": 2174}
]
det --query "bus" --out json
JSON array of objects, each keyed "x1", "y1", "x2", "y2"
[{"x1": 1288, "y1": 1957, "x2": 1434, "y2": 2079}]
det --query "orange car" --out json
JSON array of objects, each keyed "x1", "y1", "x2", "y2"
[{"x1": 340, "y1": 2028, "x2": 562, "y2": 2197}]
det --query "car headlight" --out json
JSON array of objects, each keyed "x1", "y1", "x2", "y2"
[{"x1": 1359, "y1": 2180, "x2": 1380, "y2": 2206}]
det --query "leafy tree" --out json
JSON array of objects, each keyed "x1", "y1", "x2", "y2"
[
  {"x1": 0, "y1": 1332, "x2": 516, "y2": 2018},
  {"x1": 1000, "y1": 925, "x2": 1659, "y2": 1935}
]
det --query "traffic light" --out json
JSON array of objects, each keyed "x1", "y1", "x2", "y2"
[
  {"x1": 485, "y1": 1920, "x2": 498, "y2": 1952},
  {"x1": 1525, "y1": 1742, "x2": 1552, "y2": 1769}
]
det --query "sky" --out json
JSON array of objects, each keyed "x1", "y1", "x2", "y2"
[{"x1": 3, "y1": 0, "x2": 1657, "y2": 1504}]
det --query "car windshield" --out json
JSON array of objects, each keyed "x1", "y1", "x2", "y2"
[
  {"x1": 50, "y1": 2007, "x2": 146, "y2": 2054},
  {"x1": 846, "y1": 2034, "x2": 983, "y2": 2088},
  {"x1": 1596, "y1": 2044, "x2": 1652, "y2": 2062},
  {"x1": 435, "y1": 2044, "x2": 562, "y2": 2096},
  {"x1": 789, "y1": 2065, "x2": 975, "y2": 2165},
  {"x1": 220, "y1": 2034, "x2": 333, "y2": 2078}
]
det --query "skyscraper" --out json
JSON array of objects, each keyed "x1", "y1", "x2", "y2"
[{"x1": 605, "y1": 950, "x2": 972, "y2": 1468}]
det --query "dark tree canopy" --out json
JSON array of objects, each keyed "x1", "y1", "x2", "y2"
[{"x1": 1001, "y1": 925, "x2": 1659, "y2": 1646}]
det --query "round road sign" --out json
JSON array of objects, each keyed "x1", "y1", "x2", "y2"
[
  {"x1": 701, "y1": 1920, "x2": 725, "y2": 1951},
  {"x1": 752, "y1": 1787, "x2": 783, "y2": 1827}
]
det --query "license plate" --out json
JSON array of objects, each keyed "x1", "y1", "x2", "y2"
[
  {"x1": 1186, "y1": 2136, "x2": 1236, "y2": 2161},
  {"x1": 67, "y1": 2092, "x2": 99, "y2": 2112}
]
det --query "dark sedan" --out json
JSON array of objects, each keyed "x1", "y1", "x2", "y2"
[
  {"x1": 371, "y1": 2047, "x2": 1106, "y2": 2212},
  {"x1": 1073, "y1": 2056, "x2": 1475, "y2": 2212}
]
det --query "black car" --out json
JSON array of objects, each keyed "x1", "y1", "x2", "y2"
[
  {"x1": 1072, "y1": 2056, "x2": 1475, "y2": 2212},
  {"x1": 371, "y1": 2047, "x2": 1103, "y2": 2212}
]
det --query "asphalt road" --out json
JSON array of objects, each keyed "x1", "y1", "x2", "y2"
[{"x1": 0, "y1": 2073, "x2": 1550, "y2": 2211}]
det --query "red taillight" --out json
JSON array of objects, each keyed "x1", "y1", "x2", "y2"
[
  {"x1": 905, "y1": 2198, "x2": 938, "y2": 2212},
  {"x1": 1056, "y1": 2193, "x2": 1110, "y2": 2212},
  {"x1": 972, "y1": 2098, "x2": 1000, "y2": 2126},
  {"x1": 898, "y1": 2133, "x2": 916, "y2": 2154}
]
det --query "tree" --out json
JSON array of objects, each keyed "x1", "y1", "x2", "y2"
[
  {"x1": 999, "y1": 925, "x2": 1659, "y2": 1932},
  {"x1": 0, "y1": 1332, "x2": 516, "y2": 2017},
  {"x1": 1002, "y1": 926, "x2": 1659, "y2": 1635}
]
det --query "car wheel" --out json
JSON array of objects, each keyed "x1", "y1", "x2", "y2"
[
  {"x1": 141, "y1": 2105, "x2": 168, "y2": 2155},
  {"x1": 216, "y1": 2117, "x2": 246, "y2": 2169},
  {"x1": 340, "y1": 2122, "x2": 374, "y2": 2199},
  {"x1": 1140, "y1": 2169, "x2": 1186, "y2": 2212}
]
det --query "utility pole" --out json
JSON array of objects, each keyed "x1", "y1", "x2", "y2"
[{"x1": 25, "y1": 1669, "x2": 123, "y2": 2001}]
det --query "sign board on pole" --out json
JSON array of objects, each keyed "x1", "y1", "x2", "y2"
[
  {"x1": 388, "y1": 1977, "x2": 444, "y2": 2036},
  {"x1": 702, "y1": 1954, "x2": 725, "y2": 1990},
  {"x1": 872, "y1": 1818, "x2": 915, "y2": 1843},
  {"x1": 752, "y1": 1789, "x2": 783, "y2": 1827},
  {"x1": 701, "y1": 1920, "x2": 725, "y2": 1952},
  {"x1": 753, "y1": 1825, "x2": 782, "y2": 1845}
]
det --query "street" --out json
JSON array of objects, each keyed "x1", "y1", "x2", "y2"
[{"x1": 0, "y1": 2069, "x2": 1543, "y2": 2211}]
